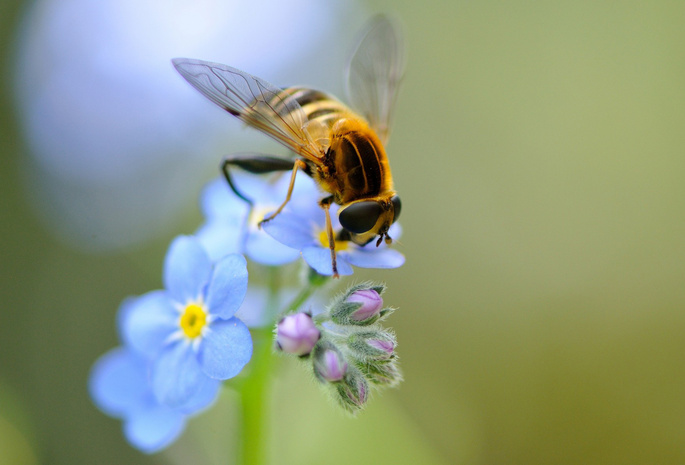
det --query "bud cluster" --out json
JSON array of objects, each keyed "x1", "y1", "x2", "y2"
[{"x1": 274, "y1": 282, "x2": 401, "y2": 413}]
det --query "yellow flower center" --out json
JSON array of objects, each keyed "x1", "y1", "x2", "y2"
[
  {"x1": 248, "y1": 205, "x2": 275, "y2": 229},
  {"x1": 318, "y1": 230, "x2": 349, "y2": 252},
  {"x1": 180, "y1": 303, "x2": 207, "y2": 339}
]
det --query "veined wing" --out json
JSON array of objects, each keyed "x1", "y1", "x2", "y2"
[
  {"x1": 172, "y1": 58, "x2": 324, "y2": 162},
  {"x1": 345, "y1": 15, "x2": 406, "y2": 145}
]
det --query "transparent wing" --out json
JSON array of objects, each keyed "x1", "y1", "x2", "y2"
[
  {"x1": 172, "y1": 58, "x2": 323, "y2": 162},
  {"x1": 345, "y1": 15, "x2": 406, "y2": 145}
]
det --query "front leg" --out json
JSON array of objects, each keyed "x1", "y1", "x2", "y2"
[
  {"x1": 258, "y1": 158, "x2": 308, "y2": 227},
  {"x1": 319, "y1": 195, "x2": 339, "y2": 278}
]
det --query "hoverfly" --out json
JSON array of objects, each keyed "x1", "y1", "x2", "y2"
[{"x1": 172, "y1": 15, "x2": 405, "y2": 277}]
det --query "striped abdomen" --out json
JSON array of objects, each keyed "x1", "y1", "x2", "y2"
[
  {"x1": 275, "y1": 87, "x2": 393, "y2": 204},
  {"x1": 279, "y1": 87, "x2": 353, "y2": 128}
]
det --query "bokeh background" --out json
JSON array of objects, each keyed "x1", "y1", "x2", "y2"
[{"x1": 2, "y1": 0, "x2": 685, "y2": 463}]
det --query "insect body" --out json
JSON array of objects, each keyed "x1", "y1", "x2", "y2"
[
  {"x1": 273, "y1": 86, "x2": 399, "y2": 245},
  {"x1": 172, "y1": 15, "x2": 405, "y2": 277}
]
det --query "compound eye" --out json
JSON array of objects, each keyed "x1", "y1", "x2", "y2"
[
  {"x1": 391, "y1": 195, "x2": 402, "y2": 223},
  {"x1": 339, "y1": 201, "x2": 383, "y2": 234}
]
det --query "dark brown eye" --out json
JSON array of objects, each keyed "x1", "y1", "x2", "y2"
[
  {"x1": 391, "y1": 195, "x2": 401, "y2": 223},
  {"x1": 339, "y1": 201, "x2": 383, "y2": 233}
]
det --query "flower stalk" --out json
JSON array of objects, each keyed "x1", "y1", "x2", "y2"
[
  {"x1": 238, "y1": 326, "x2": 275, "y2": 465},
  {"x1": 238, "y1": 266, "x2": 281, "y2": 465}
]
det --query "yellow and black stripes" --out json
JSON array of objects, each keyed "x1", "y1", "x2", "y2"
[
  {"x1": 267, "y1": 86, "x2": 390, "y2": 203},
  {"x1": 279, "y1": 87, "x2": 353, "y2": 129}
]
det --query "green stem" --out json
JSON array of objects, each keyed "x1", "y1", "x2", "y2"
[
  {"x1": 238, "y1": 268, "x2": 280, "y2": 465},
  {"x1": 281, "y1": 271, "x2": 330, "y2": 317},
  {"x1": 237, "y1": 269, "x2": 329, "y2": 465},
  {"x1": 239, "y1": 327, "x2": 275, "y2": 465}
]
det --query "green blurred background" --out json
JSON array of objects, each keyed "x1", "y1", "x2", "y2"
[{"x1": 2, "y1": 0, "x2": 685, "y2": 463}]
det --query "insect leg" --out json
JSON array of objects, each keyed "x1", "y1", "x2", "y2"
[
  {"x1": 221, "y1": 154, "x2": 296, "y2": 206},
  {"x1": 320, "y1": 195, "x2": 339, "y2": 278},
  {"x1": 258, "y1": 158, "x2": 308, "y2": 226}
]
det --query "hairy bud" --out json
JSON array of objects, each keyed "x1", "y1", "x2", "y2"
[
  {"x1": 334, "y1": 369, "x2": 369, "y2": 412},
  {"x1": 330, "y1": 283, "x2": 391, "y2": 326},
  {"x1": 276, "y1": 313, "x2": 320, "y2": 356},
  {"x1": 348, "y1": 330, "x2": 396, "y2": 361},
  {"x1": 313, "y1": 342, "x2": 348, "y2": 382},
  {"x1": 347, "y1": 289, "x2": 383, "y2": 321}
]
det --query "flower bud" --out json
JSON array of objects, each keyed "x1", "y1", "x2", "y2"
[
  {"x1": 348, "y1": 330, "x2": 396, "y2": 361},
  {"x1": 358, "y1": 359, "x2": 403, "y2": 387},
  {"x1": 313, "y1": 343, "x2": 348, "y2": 382},
  {"x1": 330, "y1": 285, "x2": 389, "y2": 326},
  {"x1": 347, "y1": 289, "x2": 383, "y2": 322},
  {"x1": 367, "y1": 338, "x2": 395, "y2": 356},
  {"x1": 276, "y1": 313, "x2": 320, "y2": 356},
  {"x1": 335, "y1": 370, "x2": 369, "y2": 412}
]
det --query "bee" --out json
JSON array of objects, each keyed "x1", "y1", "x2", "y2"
[{"x1": 172, "y1": 15, "x2": 405, "y2": 277}]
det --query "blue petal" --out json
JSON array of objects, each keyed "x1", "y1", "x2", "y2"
[
  {"x1": 202, "y1": 173, "x2": 268, "y2": 218},
  {"x1": 245, "y1": 229, "x2": 299, "y2": 265},
  {"x1": 199, "y1": 177, "x2": 250, "y2": 221},
  {"x1": 124, "y1": 405, "x2": 185, "y2": 454},
  {"x1": 151, "y1": 340, "x2": 206, "y2": 407},
  {"x1": 205, "y1": 254, "x2": 248, "y2": 319},
  {"x1": 328, "y1": 204, "x2": 343, "y2": 229},
  {"x1": 119, "y1": 291, "x2": 177, "y2": 358},
  {"x1": 198, "y1": 318, "x2": 252, "y2": 380},
  {"x1": 195, "y1": 219, "x2": 245, "y2": 262},
  {"x1": 177, "y1": 376, "x2": 221, "y2": 415},
  {"x1": 301, "y1": 247, "x2": 354, "y2": 276},
  {"x1": 262, "y1": 211, "x2": 320, "y2": 249},
  {"x1": 345, "y1": 248, "x2": 406, "y2": 269},
  {"x1": 267, "y1": 170, "x2": 319, "y2": 208},
  {"x1": 163, "y1": 236, "x2": 212, "y2": 304},
  {"x1": 387, "y1": 222, "x2": 402, "y2": 240},
  {"x1": 89, "y1": 347, "x2": 148, "y2": 417}
]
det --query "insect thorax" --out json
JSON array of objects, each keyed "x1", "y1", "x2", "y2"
[
  {"x1": 327, "y1": 122, "x2": 392, "y2": 205},
  {"x1": 282, "y1": 87, "x2": 393, "y2": 205}
]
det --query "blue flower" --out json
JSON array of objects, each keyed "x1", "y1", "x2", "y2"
[
  {"x1": 89, "y1": 346, "x2": 219, "y2": 453},
  {"x1": 195, "y1": 172, "x2": 319, "y2": 265},
  {"x1": 261, "y1": 201, "x2": 405, "y2": 276},
  {"x1": 120, "y1": 235, "x2": 252, "y2": 406}
]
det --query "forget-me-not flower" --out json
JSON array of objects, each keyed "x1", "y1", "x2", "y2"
[
  {"x1": 89, "y1": 346, "x2": 219, "y2": 453},
  {"x1": 120, "y1": 235, "x2": 252, "y2": 406},
  {"x1": 262, "y1": 201, "x2": 405, "y2": 276},
  {"x1": 195, "y1": 172, "x2": 319, "y2": 265}
]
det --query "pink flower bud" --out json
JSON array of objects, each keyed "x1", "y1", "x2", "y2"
[
  {"x1": 367, "y1": 338, "x2": 395, "y2": 357},
  {"x1": 276, "y1": 313, "x2": 320, "y2": 356},
  {"x1": 347, "y1": 289, "x2": 383, "y2": 321},
  {"x1": 316, "y1": 349, "x2": 348, "y2": 382},
  {"x1": 341, "y1": 376, "x2": 368, "y2": 409}
]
